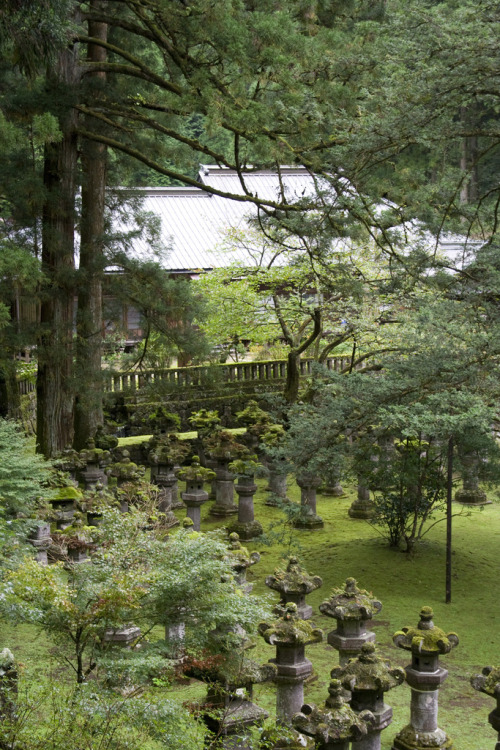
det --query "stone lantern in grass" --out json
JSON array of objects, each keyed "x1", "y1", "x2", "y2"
[
  {"x1": 293, "y1": 679, "x2": 375, "y2": 750},
  {"x1": 206, "y1": 430, "x2": 248, "y2": 517},
  {"x1": 261, "y1": 423, "x2": 290, "y2": 506},
  {"x1": 236, "y1": 400, "x2": 274, "y2": 454},
  {"x1": 225, "y1": 532, "x2": 260, "y2": 593},
  {"x1": 48, "y1": 477, "x2": 83, "y2": 530},
  {"x1": 258, "y1": 602, "x2": 323, "y2": 723},
  {"x1": 0, "y1": 648, "x2": 17, "y2": 723},
  {"x1": 391, "y1": 606, "x2": 458, "y2": 750},
  {"x1": 331, "y1": 642, "x2": 405, "y2": 750},
  {"x1": 295, "y1": 471, "x2": 324, "y2": 529},
  {"x1": 177, "y1": 456, "x2": 215, "y2": 531},
  {"x1": 455, "y1": 451, "x2": 489, "y2": 505},
  {"x1": 148, "y1": 433, "x2": 190, "y2": 522},
  {"x1": 319, "y1": 578, "x2": 382, "y2": 666},
  {"x1": 78, "y1": 438, "x2": 110, "y2": 490},
  {"x1": 471, "y1": 665, "x2": 500, "y2": 749},
  {"x1": 53, "y1": 447, "x2": 87, "y2": 484},
  {"x1": 265, "y1": 556, "x2": 323, "y2": 620},
  {"x1": 108, "y1": 450, "x2": 145, "y2": 511},
  {"x1": 189, "y1": 408, "x2": 221, "y2": 466},
  {"x1": 203, "y1": 657, "x2": 275, "y2": 749},
  {"x1": 228, "y1": 455, "x2": 263, "y2": 540}
]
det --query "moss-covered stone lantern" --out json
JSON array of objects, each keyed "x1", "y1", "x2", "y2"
[
  {"x1": 292, "y1": 678, "x2": 375, "y2": 750},
  {"x1": 471, "y1": 665, "x2": 500, "y2": 750},
  {"x1": 225, "y1": 532, "x2": 260, "y2": 593},
  {"x1": 177, "y1": 456, "x2": 215, "y2": 531},
  {"x1": 266, "y1": 556, "x2": 323, "y2": 620},
  {"x1": 78, "y1": 438, "x2": 110, "y2": 490},
  {"x1": 206, "y1": 430, "x2": 248, "y2": 517},
  {"x1": 258, "y1": 602, "x2": 323, "y2": 723},
  {"x1": 319, "y1": 578, "x2": 382, "y2": 666},
  {"x1": 294, "y1": 472, "x2": 324, "y2": 529},
  {"x1": 331, "y1": 642, "x2": 405, "y2": 750},
  {"x1": 228, "y1": 456, "x2": 263, "y2": 540},
  {"x1": 391, "y1": 606, "x2": 459, "y2": 750}
]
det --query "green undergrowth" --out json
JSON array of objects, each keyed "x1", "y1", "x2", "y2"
[{"x1": 3, "y1": 476, "x2": 500, "y2": 749}]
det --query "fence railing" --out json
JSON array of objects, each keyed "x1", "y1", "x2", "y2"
[{"x1": 102, "y1": 357, "x2": 356, "y2": 394}]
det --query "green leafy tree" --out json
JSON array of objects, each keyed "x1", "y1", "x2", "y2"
[{"x1": 0, "y1": 508, "x2": 270, "y2": 683}]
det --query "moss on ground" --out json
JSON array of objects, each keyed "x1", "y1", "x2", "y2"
[{"x1": 3, "y1": 475, "x2": 500, "y2": 749}]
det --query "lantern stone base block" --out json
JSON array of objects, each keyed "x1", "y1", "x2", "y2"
[
  {"x1": 348, "y1": 499, "x2": 375, "y2": 519},
  {"x1": 293, "y1": 513, "x2": 324, "y2": 530},
  {"x1": 104, "y1": 626, "x2": 141, "y2": 648},
  {"x1": 228, "y1": 519, "x2": 263, "y2": 540},
  {"x1": 211, "y1": 502, "x2": 238, "y2": 517},
  {"x1": 391, "y1": 724, "x2": 453, "y2": 750},
  {"x1": 454, "y1": 488, "x2": 490, "y2": 505},
  {"x1": 321, "y1": 483, "x2": 345, "y2": 497}
]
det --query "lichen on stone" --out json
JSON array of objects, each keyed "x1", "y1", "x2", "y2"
[
  {"x1": 258, "y1": 603, "x2": 323, "y2": 646},
  {"x1": 331, "y1": 642, "x2": 405, "y2": 693},
  {"x1": 266, "y1": 556, "x2": 323, "y2": 597},
  {"x1": 320, "y1": 577, "x2": 382, "y2": 622},
  {"x1": 393, "y1": 606, "x2": 459, "y2": 655}
]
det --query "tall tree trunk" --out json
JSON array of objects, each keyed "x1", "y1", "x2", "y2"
[
  {"x1": 74, "y1": 7, "x2": 107, "y2": 450},
  {"x1": 37, "y1": 44, "x2": 80, "y2": 457}
]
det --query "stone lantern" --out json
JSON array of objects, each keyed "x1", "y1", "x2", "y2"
[
  {"x1": 471, "y1": 665, "x2": 500, "y2": 749},
  {"x1": 28, "y1": 521, "x2": 52, "y2": 564},
  {"x1": 228, "y1": 457, "x2": 263, "y2": 540},
  {"x1": 78, "y1": 438, "x2": 110, "y2": 490},
  {"x1": 0, "y1": 648, "x2": 17, "y2": 723},
  {"x1": 202, "y1": 656, "x2": 275, "y2": 749},
  {"x1": 108, "y1": 450, "x2": 145, "y2": 511},
  {"x1": 319, "y1": 578, "x2": 382, "y2": 666},
  {"x1": 177, "y1": 456, "x2": 215, "y2": 531},
  {"x1": 294, "y1": 472, "x2": 325, "y2": 529},
  {"x1": 293, "y1": 679, "x2": 375, "y2": 750},
  {"x1": 53, "y1": 447, "x2": 86, "y2": 484},
  {"x1": 206, "y1": 430, "x2": 247, "y2": 518},
  {"x1": 225, "y1": 532, "x2": 260, "y2": 593},
  {"x1": 455, "y1": 452, "x2": 489, "y2": 505},
  {"x1": 258, "y1": 602, "x2": 323, "y2": 723},
  {"x1": 331, "y1": 642, "x2": 405, "y2": 750},
  {"x1": 49, "y1": 483, "x2": 83, "y2": 530},
  {"x1": 348, "y1": 481, "x2": 375, "y2": 519},
  {"x1": 391, "y1": 606, "x2": 459, "y2": 750},
  {"x1": 265, "y1": 556, "x2": 323, "y2": 620},
  {"x1": 295, "y1": 472, "x2": 324, "y2": 529},
  {"x1": 148, "y1": 434, "x2": 190, "y2": 524}
]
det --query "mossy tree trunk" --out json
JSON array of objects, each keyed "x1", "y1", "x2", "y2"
[
  {"x1": 74, "y1": 6, "x2": 107, "y2": 450},
  {"x1": 37, "y1": 43, "x2": 80, "y2": 457}
]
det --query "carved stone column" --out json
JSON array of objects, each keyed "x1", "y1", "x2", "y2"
[
  {"x1": 391, "y1": 606, "x2": 459, "y2": 750},
  {"x1": 178, "y1": 457, "x2": 215, "y2": 531},
  {"x1": 211, "y1": 457, "x2": 238, "y2": 517},
  {"x1": 349, "y1": 482, "x2": 375, "y2": 519},
  {"x1": 0, "y1": 648, "x2": 17, "y2": 724},
  {"x1": 230, "y1": 472, "x2": 263, "y2": 540},
  {"x1": 225, "y1": 533, "x2": 260, "y2": 593},
  {"x1": 266, "y1": 556, "x2": 322, "y2": 620},
  {"x1": 471, "y1": 665, "x2": 500, "y2": 750},
  {"x1": 455, "y1": 452, "x2": 489, "y2": 505},
  {"x1": 295, "y1": 473, "x2": 324, "y2": 529},
  {"x1": 258, "y1": 603, "x2": 323, "y2": 724},
  {"x1": 265, "y1": 460, "x2": 289, "y2": 506},
  {"x1": 319, "y1": 578, "x2": 382, "y2": 666},
  {"x1": 331, "y1": 642, "x2": 405, "y2": 750},
  {"x1": 28, "y1": 522, "x2": 52, "y2": 565},
  {"x1": 293, "y1": 679, "x2": 375, "y2": 750}
]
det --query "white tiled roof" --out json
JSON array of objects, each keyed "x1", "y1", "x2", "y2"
[{"x1": 130, "y1": 166, "x2": 315, "y2": 271}]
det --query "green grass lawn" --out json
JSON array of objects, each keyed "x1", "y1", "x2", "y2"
[{"x1": 3, "y1": 475, "x2": 499, "y2": 749}]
